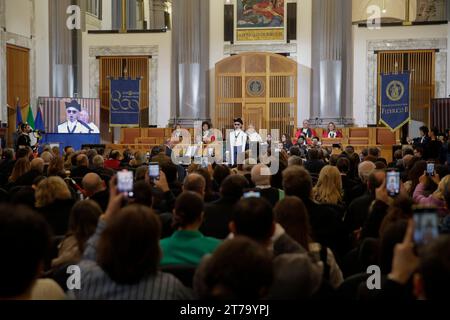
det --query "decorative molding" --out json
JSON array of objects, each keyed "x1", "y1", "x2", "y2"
[
  {"x1": 88, "y1": 45, "x2": 159, "y2": 125},
  {"x1": 366, "y1": 38, "x2": 447, "y2": 125},
  {"x1": 224, "y1": 42, "x2": 297, "y2": 57}
]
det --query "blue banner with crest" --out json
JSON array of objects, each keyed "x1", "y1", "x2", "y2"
[
  {"x1": 110, "y1": 77, "x2": 141, "y2": 127},
  {"x1": 380, "y1": 72, "x2": 411, "y2": 132}
]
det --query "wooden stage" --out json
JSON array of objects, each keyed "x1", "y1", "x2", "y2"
[{"x1": 104, "y1": 127, "x2": 401, "y2": 162}]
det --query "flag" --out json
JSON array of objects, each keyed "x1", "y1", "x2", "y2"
[
  {"x1": 16, "y1": 100, "x2": 23, "y2": 126},
  {"x1": 34, "y1": 105, "x2": 45, "y2": 132},
  {"x1": 26, "y1": 105, "x2": 35, "y2": 130},
  {"x1": 380, "y1": 72, "x2": 411, "y2": 132}
]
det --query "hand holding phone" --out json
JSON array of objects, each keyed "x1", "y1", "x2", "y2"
[
  {"x1": 148, "y1": 162, "x2": 160, "y2": 181},
  {"x1": 413, "y1": 209, "x2": 439, "y2": 246},
  {"x1": 426, "y1": 162, "x2": 435, "y2": 177},
  {"x1": 117, "y1": 170, "x2": 134, "y2": 198},
  {"x1": 386, "y1": 171, "x2": 400, "y2": 197}
]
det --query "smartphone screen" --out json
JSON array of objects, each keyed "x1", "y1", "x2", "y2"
[
  {"x1": 201, "y1": 157, "x2": 209, "y2": 169},
  {"x1": 148, "y1": 163, "x2": 160, "y2": 180},
  {"x1": 413, "y1": 209, "x2": 439, "y2": 246},
  {"x1": 386, "y1": 171, "x2": 400, "y2": 197},
  {"x1": 117, "y1": 170, "x2": 134, "y2": 198},
  {"x1": 243, "y1": 191, "x2": 261, "y2": 199},
  {"x1": 426, "y1": 163, "x2": 435, "y2": 176}
]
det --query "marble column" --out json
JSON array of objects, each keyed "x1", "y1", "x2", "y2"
[
  {"x1": 310, "y1": 0, "x2": 353, "y2": 127},
  {"x1": 148, "y1": 0, "x2": 166, "y2": 29},
  {"x1": 49, "y1": 0, "x2": 83, "y2": 97},
  {"x1": 170, "y1": 0, "x2": 209, "y2": 127}
]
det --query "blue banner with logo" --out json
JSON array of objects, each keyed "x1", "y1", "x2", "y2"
[
  {"x1": 110, "y1": 77, "x2": 141, "y2": 127},
  {"x1": 380, "y1": 72, "x2": 411, "y2": 132}
]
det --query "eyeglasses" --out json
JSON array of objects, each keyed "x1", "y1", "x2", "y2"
[
  {"x1": 234, "y1": 123, "x2": 241, "y2": 126},
  {"x1": 67, "y1": 110, "x2": 78, "y2": 114}
]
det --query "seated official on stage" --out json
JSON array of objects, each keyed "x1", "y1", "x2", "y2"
[
  {"x1": 202, "y1": 121, "x2": 216, "y2": 144},
  {"x1": 295, "y1": 120, "x2": 317, "y2": 143},
  {"x1": 322, "y1": 122, "x2": 343, "y2": 139}
]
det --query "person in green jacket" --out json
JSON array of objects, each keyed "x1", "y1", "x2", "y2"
[{"x1": 160, "y1": 192, "x2": 222, "y2": 266}]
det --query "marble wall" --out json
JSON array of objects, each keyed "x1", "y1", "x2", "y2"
[
  {"x1": 88, "y1": 45, "x2": 159, "y2": 126},
  {"x1": 366, "y1": 38, "x2": 447, "y2": 125}
]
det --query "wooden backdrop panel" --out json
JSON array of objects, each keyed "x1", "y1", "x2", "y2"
[{"x1": 215, "y1": 53, "x2": 297, "y2": 138}]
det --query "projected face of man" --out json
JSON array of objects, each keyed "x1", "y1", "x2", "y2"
[
  {"x1": 78, "y1": 110, "x2": 89, "y2": 123},
  {"x1": 67, "y1": 107, "x2": 79, "y2": 123}
]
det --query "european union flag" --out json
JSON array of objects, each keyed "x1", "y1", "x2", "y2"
[
  {"x1": 16, "y1": 99, "x2": 23, "y2": 126},
  {"x1": 380, "y1": 73, "x2": 411, "y2": 132},
  {"x1": 35, "y1": 106, "x2": 45, "y2": 132}
]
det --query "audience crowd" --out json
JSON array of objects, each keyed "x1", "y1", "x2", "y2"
[{"x1": 0, "y1": 125, "x2": 449, "y2": 300}]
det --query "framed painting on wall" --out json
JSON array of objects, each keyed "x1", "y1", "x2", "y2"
[{"x1": 235, "y1": 0, "x2": 286, "y2": 43}]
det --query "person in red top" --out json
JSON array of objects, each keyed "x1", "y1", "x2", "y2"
[
  {"x1": 322, "y1": 122, "x2": 343, "y2": 139},
  {"x1": 295, "y1": 120, "x2": 317, "y2": 144},
  {"x1": 202, "y1": 121, "x2": 216, "y2": 144},
  {"x1": 104, "y1": 150, "x2": 121, "y2": 170}
]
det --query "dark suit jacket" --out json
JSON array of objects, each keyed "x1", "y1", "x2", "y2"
[
  {"x1": 38, "y1": 198, "x2": 75, "y2": 236},
  {"x1": 200, "y1": 197, "x2": 239, "y2": 239},
  {"x1": 89, "y1": 189, "x2": 110, "y2": 212},
  {"x1": 14, "y1": 169, "x2": 43, "y2": 186},
  {"x1": 304, "y1": 160, "x2": 325, "y2": 175},
  {"x1": 70, "y1": 166, "x2": 92, "y2": 178}
]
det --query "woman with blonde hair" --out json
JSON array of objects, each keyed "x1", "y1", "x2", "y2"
[
  {"x1": 35, "y1": 176, "x2": 74, "y2": 235},
  {"x1": 313, "y1": 165, "x2": 345, "y2": 208}
]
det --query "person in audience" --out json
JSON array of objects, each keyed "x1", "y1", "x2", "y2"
[
  {"x1": 72, "y1": 154, "x2": 92, "y2": 178},
  {"x1": 82, "y1": 173, "x2": 109, "y2": 212},
  {"x1": 248, "y1": 164, "x2": 284, "y2": 207},
  {"x1": 40, "y1": 151, "x2": 53, "y2": 174},
  {"x1": 52, "y1": 200, "x2": 102, "y2": 267},
  {"x1": 0, "y1": 204, "x2": 65, "y2": 300},
  {"x1": 336, "y1": 157, "x2": 358, "y2": 204},
  {"x1": 194, "y1": 168, "x2": 220, "y2": 203},
  {"x1": 35, "y1": 176, "x2": 74, "y2": 236},
  {"x1": 129, "y1": 151, "x2": 147, "y2": 168},
  {"x1": 313, "y1": 165, "x2": 345, "y2": 209},
  {"x1": 282, "y1": 166, "x2": 346, "y2": 257},
  {"x1": 200, "y1": 175, "x2": 249, "y2": 239},
  {"x1": 86, "y1": 149, "x2": 98, "y2": 168},
  {"x1": 70, "y1": 182, "x2": 192, "y2": 300},
  {"x1": 47, "y1": 156, "x2": 66, "y2": 179},
  {"x1": 212, "y1": 165, "x2": 230, "y2": 192},
  {"x1": 196, "y1": 197, "x2": 320, "y2": 300},
  {"x1": 344, "y1": 170, "x2": 385, "y2": 237},
  {"x1": 274, "y1": 197, "x2": 344, "y2": 288},
  {"x1": 304, "y1": 148, "x2": 325, "y2": 175},
  {"x1": 92, "y1": 155, "x2": 114, "y2": 178},
  {"x1": 14, "y1": 158, "x2": 44, "y2": 186},
  {"x1": 281, "y1": 134, "x2": 293, "y2": 152},
  {"x1": 288, "y1": 155, "x2": 303, "y2": 167},
  {"x1": 183, "y1": 173, "x2": 206, "y2": 198},
  {"x1": 0, "y1": 148, "x2": 15, "y2": 185},
  {"x1": 197, "y1": 237, "x2": 274, "y2": 300},
  {"x1": 322, "y1": 122, "x2": 343, "y2": 139},
  {"x1": 160, "y1": 192, "x2": 221, "y2": 266},
  {"x1": 405, "y1": 160, "x2": 428, "y2": 196},
  {"x1": 8, "y1": 157, "x2": 31, "y2": 186},
  {"x1": 413, "y1": 174, "x2": 449, "y2": 214},
  {"x1": 104, "y1": 150, "x2": 121, "y2": 170}
]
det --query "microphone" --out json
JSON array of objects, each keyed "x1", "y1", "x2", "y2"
[{"x1": 32, "y1": 130, "x2": 46, "y2": 134}]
